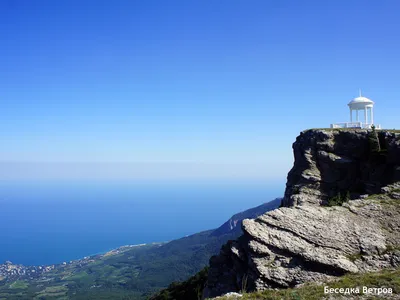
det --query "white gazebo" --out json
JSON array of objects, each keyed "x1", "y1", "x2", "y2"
[{"x1": 331, "y1": 91, "x2": 381, "y2": 129}]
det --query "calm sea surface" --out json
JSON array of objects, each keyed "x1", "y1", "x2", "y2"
[{"x1": 0, "y1": 180, "x2": 283, "y2": 265}]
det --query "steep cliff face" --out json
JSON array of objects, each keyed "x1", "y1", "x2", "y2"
[
  {"x1": 283, "y1": 129, "x2": 400, "y2": 207},
  {"x1": 203, "y1": 129, "x2": 400, "y2": 299}
]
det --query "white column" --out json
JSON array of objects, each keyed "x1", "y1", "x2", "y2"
[
  {"x1": 356, "y1": 110, "x2": 359, "y2": 122},
  {"x1": 370, "y1": 107, "x2": 374, "y2": 125},
  {"x1": 364, "y1": 107, "x2": 368, "y2": 125},
  {"x1": 350, "y1": 109, "x2": 353, "y2": 122}
]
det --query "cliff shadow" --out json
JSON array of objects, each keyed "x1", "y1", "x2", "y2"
[{"x1": 318, "y1": 130, "x2": 399, "y2": 204}]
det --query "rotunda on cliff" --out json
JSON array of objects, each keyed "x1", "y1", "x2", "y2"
[{"x1": 331, "y1": 91, "x2": 381, "y2": 129}]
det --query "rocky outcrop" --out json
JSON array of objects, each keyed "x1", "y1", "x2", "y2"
[
  {"x1": 203, "y1": 129, "x2": 400, "y2": 299},
  {"x1": 282, "y1": 129, "x2": 400, "y2": 207},
  {"x1": 204, "y1": 198, "x2": 400, "y2": 298}
]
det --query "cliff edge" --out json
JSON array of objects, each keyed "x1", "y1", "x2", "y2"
[
  {"x1": 203, "y1": 129, "x2": 400, "y2": 299},
  {"x1": 283, "y1": 129, "x2": 400, "y2": 207}
]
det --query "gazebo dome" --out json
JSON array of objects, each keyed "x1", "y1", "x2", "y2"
[{"x1": 348, "y1": 96, "x2": 374, "y2": 107}]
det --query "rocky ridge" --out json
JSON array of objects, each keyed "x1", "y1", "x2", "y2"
[{"x1": 203, "y1": 129, "x2": 400, "y2": 299}]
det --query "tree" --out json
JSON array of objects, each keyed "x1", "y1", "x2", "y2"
[{"x1": 368, "y1": 125, "x2": 381, "y2": 152}]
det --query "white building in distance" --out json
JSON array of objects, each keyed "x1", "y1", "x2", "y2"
[{"x1": 331, "y1": 91, "x2": 381, "y2": 129}]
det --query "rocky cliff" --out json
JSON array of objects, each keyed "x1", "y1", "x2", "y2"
[
  {"x1": 283, "y1": 129, "x2": 400, "y2": 207},
  {"x1": 203, "y1": 129, "x2": 400, "y2": 299}
]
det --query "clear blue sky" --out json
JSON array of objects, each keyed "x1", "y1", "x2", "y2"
[{"x1": 1, "y1": 0, "x2": 399, "y2": 181}]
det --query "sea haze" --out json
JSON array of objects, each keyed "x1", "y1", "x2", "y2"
[{"x1": 0, "y1": 180, "x2": 283, "y2": 266}]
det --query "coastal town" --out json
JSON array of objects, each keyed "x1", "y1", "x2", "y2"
[
  {"x1": 0, "y1": 260, "x2": 56, "y2": 281},
  {"x1": 0, "y1": 254, "x2": 107, "y2": 283},
  {"x1": 0, "y1": 244, "x2": 153, "y2": 283}
]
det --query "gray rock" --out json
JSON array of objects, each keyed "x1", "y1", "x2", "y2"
[
  {"x1": 203, "y1": 198, "x2": 400, "y2": 298},
  {"x1": 282, "y1": 129, "x2": 400, "y2": 207},
  {"x1": 391, "y1": 251, "x2": 400, "y2": 267},
  {"x1": 214, "y1": 292, "x2": 243, "y2": 299},
  {"x1": 391, "y1": 192, "x2": 400, "y2": 200},
  {"x1": 203, "y1": 129, "x2": 400, "y2": 299}
]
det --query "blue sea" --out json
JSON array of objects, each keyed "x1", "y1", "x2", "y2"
[{"x1": 0, "y1": 180, "x2": 283, "y2": 266}]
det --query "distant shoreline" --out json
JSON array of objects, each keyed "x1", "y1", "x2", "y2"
[{"x1": 2, "y1": 242, "x2": 167, "y2": 268}]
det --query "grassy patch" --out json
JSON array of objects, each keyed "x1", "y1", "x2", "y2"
[
  {"x1": 213, "y1": 268, "x2": 400, "y2": 300},
  {"x1": 380, "y1": 200, "x2": 400, "y2": 207},
  {"x1": 64, "y1": 271, "x2": 89, "y2": 281},
  {"x1": 364, "y1": 193, "x2": 397, "y2": 202},
  {"x1": 9, "y1": 280, "x2": 29, "y2": 289},
  {"x1": 86, "y1": 260, "x2": 103, "y2": 267},
  {"x1": 368, "y1": 195, "x2": 400, "y2": 207},
  {"x1": 34, "y1": 285, "x2": 68, "y2": 299}
]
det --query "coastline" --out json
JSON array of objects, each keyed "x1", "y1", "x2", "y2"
[{"x1": 0, "y1": 242, "x2": 166, "y2": 282}]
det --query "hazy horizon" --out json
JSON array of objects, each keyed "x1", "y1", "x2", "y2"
[{"x1": 0, "y1": 161, "x2": 290, "y2": 182}]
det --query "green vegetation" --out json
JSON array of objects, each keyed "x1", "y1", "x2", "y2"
[
  {"x1": 0, "y1": 231, "x2": 240, "y2": 299},
  {"x1": 378, "y1": 199, "x2": 400, "y2": 208},
  {"x1": 64, "y1": 271, "x2": 89, "y2": 281},
  {"x1": 9, "y1": 280, "x2": 28, "y2": 290},
  {"x1": 34, "y1": 285, "x2": 68, "y2": 299},
  {"x1": 149, "y1": 267, "x2": 208, "y2": 300},
  {"x1": 326, "y1": 191, "x2": 350, "y2": 206},
  {"x1": 367, "y1": 193, "x2": 400, "y2": 208},
  {"x1": 211, "y1": 267, "x2": 400, "y2": 300},
  {"x1": 368, "y1": 125, "x2": 381, "y2": 152}
]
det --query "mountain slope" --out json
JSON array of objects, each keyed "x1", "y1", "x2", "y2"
[{"x1": 211, "y1": 199, "x2": 282, "y2": 237}]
